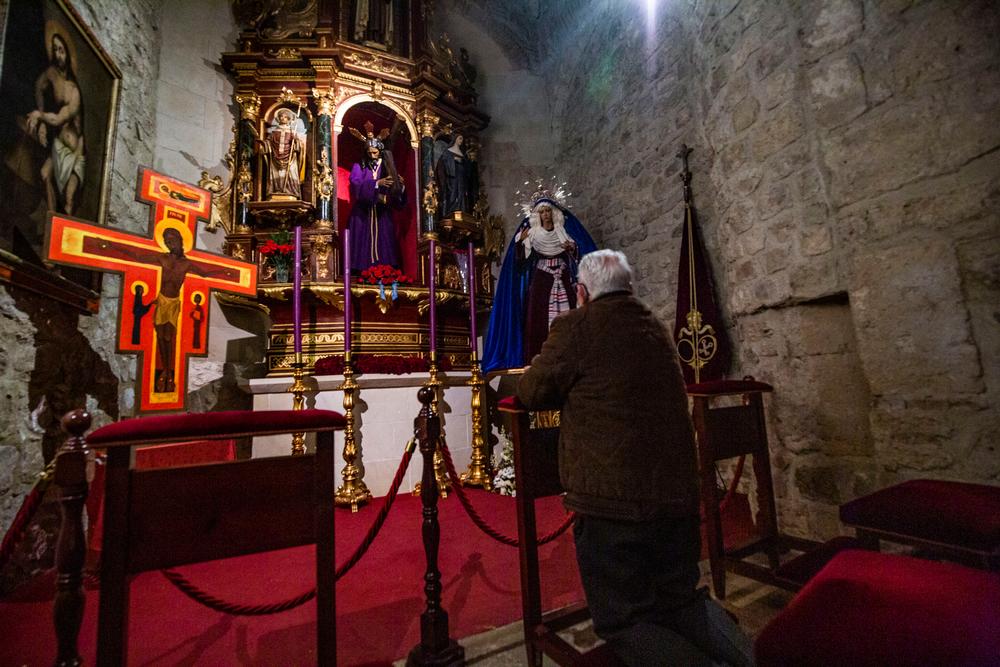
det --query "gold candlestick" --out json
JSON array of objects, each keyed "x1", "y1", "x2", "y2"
[
  {"x1": 460, "y1": 352, "x2": 492, "y2": 490},
  {"x1": 288, "y1": 357, "x2": 308, "y2": 455},
  {"x1": 335, "y1": 353, "x2": 372, "y2": 511}
]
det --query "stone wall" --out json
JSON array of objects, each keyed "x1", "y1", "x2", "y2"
[
  {"x1": 152, "y1": 0, "x2": 264, "y2": 411},
  {"x1": 0, "y1": 0, "x2": 161, "y2": 561},
  {"x1": 530, "y1": 0, "x2": 999, "y2": 538}
]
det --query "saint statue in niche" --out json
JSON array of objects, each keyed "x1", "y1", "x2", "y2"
[
  {"x1": 353, "y1": 0, "x2": 397, "y2": 50},
  {"x1": 259, "y1": 107, "x2": 307, "y2": 200},
  {"x1": 482, "y1": 196, "x2": 597, "y2": 372},
  {"x1": 434, "y1": 134, "x2": 470, "y2": 219},
  {"x1": 347, "y1": 120, "x2": 405, "y2": 271}
]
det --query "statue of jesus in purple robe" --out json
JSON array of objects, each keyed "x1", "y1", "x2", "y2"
[{"x1": 348, "y1": 138, "x2": 404, "y2": 271}]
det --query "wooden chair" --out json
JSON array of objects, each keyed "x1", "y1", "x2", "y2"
[
  {"x1": 53, "y1": 408, "x2": 345, "y2": 667},
  {"x1": 499, "y1": 397, "x2": 623, "y2": 667},
  {"x1": 688, "y1": 380, "x2": 855, "y2": 599}
]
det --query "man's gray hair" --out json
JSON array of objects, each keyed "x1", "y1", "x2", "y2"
[{"x1": 577, "y1": 249, "x2": 633, "y2": 299}]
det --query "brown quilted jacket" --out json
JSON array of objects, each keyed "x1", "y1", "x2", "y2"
[{"x1": 517, "y1": 291, "x2": 699, "y2": 521}]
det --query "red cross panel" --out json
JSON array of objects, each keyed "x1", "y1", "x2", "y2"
[{"x1": 46, "y1": 167, "x2": 257, "y2": 412}]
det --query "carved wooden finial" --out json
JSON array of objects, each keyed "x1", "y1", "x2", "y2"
[
  {"x1": 61, "y1": 409, "x2": 91, "y2": 438},
  {"x1": 418, "y1": 386, "x2": 435, "y2": 408}
]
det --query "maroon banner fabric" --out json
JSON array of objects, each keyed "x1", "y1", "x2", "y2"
[{"x1": 673, "y1": 203, "x2": 730, "y2": 385}]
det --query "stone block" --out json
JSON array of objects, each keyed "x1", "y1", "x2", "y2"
[
  {"x1": 749, "y1": 102, "x2": 806, "y2": 160},
  {"x1": 850, "y1": 239, "x2": 984, "y2": 398},
  {"x1": 799, "y1": 0, "x2": 863, "y2": 55},
  {"x1": 732, "y1": 95, "x2": 760, "y2": 134},
  {"x1": 760, "y1": 67, "x2": 796, "y2": 111},
  {"x1": 807, "y1": 53, "x2": 867, "y2": 129},
  {"x1": 957, "y1": 236, "x2": 1000, "y2": 395},
  {"x1": 790, "y1": 253, "x2": 842, "y2": 301}
]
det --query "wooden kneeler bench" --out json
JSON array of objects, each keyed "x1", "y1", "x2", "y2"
[
  {"x1": 840, "y1": 478, "x2": 1000, "y2": 570},
  {"x1": 499, "y1": 397, "x2": 624, "y2": 667},
  {"x1": 689, "y1": 380, "x2": 858, "y2": 598},
  {"x1": 52, "y1": 408, "x2": 345, "y2": 667}
]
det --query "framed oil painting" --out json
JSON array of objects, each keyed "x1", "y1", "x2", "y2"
[{"x1": 0, "y1": 0, "x2": 121, "y2": 310}]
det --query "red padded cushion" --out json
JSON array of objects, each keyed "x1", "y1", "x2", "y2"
[
  {"x1": 840, "y1": 479, "x2": 1000, "y2": 553},
  {"x1": 497, "y1": 395, "x2": 525, "y2": 412},
  {"x1": 756, "y1": 550, "x2": 1000, "y2": 666},
  {"x1": 87, "y1": 409, "x2": 345, "y2": 446},
  {"x1": 685, "y1": 379, "x2": 773, "y2": 396}
]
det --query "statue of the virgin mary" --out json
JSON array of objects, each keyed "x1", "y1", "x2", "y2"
[{"x1": 482, "y1": 186, "x2": 597, "y2": 372}]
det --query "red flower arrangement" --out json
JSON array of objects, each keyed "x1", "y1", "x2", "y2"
[
  {"x1": 314, "y1": 354, "x2": 453, "y2": 376},
  {"x1": 359, "y1": 264, "x2": 412, "y2": 286},
  {"x1": 258, "y1": 230, "x2": 295, "y2": 279}
]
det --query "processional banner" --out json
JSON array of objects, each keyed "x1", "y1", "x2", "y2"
[
  {"x1": 46, "y1": 167, "x2": 258, "y2": 412},
  {"x1": 673, "y1": 146, "x2": 730, "y2": 385}
]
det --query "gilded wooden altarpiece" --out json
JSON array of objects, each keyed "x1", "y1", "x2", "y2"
[{"x1": 209, "y1": 0, "x2": 501, "y2": 375}]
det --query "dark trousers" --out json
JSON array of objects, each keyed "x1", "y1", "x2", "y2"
[{"x1": 573, "y1": 514, "x2": 755, "y2": 667}]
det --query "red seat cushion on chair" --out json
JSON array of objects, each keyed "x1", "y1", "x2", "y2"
[
  {"x1": 685, "y1": 379, "x2": 773, "y2": 396},
  {"x1": 87, "y1": 409, "x2": 345, "y2": 446},
  {"x1": 840, "y1": 479, "x2": 1000, "y2": 553},
  {"x1": 755, "y1": 549, "x2": 1000, "y2": 666}
]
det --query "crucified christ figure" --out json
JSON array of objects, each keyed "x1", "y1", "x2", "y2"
[{"x1": 90, "y1": 228, "x2": 237, "y2": 392}]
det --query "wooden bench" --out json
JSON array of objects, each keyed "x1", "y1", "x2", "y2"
[
  {"x1": 688, "y1": 379, "x2": 858, "y2": 598},
  {"x1": 840, "y1": 478, "x2": 1000, "y2": 570},
  {"x1": 53, "y1": 408, "x2": 345, "y2": 667}
]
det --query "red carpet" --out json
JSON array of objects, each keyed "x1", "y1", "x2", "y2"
[
  {"x1": 2, "y1": 487, "x2": 756, "y2": 666},
  {"x1": 1, "y1": 490, "x2": 583, "y2": 666}
]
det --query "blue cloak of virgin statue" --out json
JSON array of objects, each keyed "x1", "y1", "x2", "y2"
[{"x1": 481, "y1": 198, "x2": 597, "y2": 373}]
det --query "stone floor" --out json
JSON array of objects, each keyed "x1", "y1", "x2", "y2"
[{"x1": 396, "y1": 566, "x2": 794, "y2": 665}]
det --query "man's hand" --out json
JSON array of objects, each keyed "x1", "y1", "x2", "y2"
[{"x1": 377, "y1": 176, "x2": 395, "y2": 188}]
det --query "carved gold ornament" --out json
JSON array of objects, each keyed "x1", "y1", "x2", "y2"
[
  {"x1": 199, "y1": 171, "x2": 233, "y2": 234},
  {"x1": 270, "y1": 47, "x2": 301, "y2": 59},
  {"x1": 312, "y1": 87, "x2": 336, "y2": 116},
  {"x1": 236, "y1": 92, "x2": 261, "y2": 120},
  {"x1": 416, "y1": 111, "x2": 439, "y2": 138},
  {"x1": 278, "y1": 86, "x2": 303, "y2": 106},
  {"x1": 422, "y1": 180, "x2": 439, "y2": 218},
  {"x1": 346, "y1": 51, "x2": 407, "y2": 78}
]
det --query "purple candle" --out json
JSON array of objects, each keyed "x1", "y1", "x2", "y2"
[
  {"x1": 428, "y1": 238, "x2": 437, "y2": 355},
  {"x1": 293, "y1": 225, "x2": 302, "y2": 355},
  {"x1": 343, "y1": 227, "x2": 351, "y2": 355},
  {"x1": 467, "y1": 241, "x2": 477, "y2": 355}
]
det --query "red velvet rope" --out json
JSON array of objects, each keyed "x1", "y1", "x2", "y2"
[
  {"x1": 160, "y1": 440, "x2": 416, "y2": 616},
  {"x1": 717, "y1": 455, "x2": 746, "y2": 515},
  {"x1": 0, "y1": 458, "x2": 58, "y2": 572},
  {"x1": 437, "y1": 438, "x2": 575, "y2": 547}
]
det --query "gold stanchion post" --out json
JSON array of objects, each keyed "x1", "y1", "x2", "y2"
[
  {"x1": 460, "y1": 352, "x2": 492, "y2": 490},
  {"x1": 335, "y1": 352, "x2": 372, "y2": 511}
]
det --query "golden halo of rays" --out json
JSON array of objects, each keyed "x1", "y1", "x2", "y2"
[
  {"x1": 189, "y1": 290, "x2": 206, "y2": 305},
  {"x1": 153, "y1": 218, "x2": 194, "y2": 253},
  {"x1": 130, "y1": 279, "x2": 150, "y2": 296},
  {"x1": 44, "y1": 20, "x2": 77, "y2": 77}
]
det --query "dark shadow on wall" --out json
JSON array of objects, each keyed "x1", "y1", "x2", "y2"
[{"x1": 11, "y1": 285, "x2": 119, "y2": 463}]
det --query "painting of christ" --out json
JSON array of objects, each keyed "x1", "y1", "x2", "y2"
[{"x1": 0, "y1": 0, "x2": 120, "y2": 294}]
